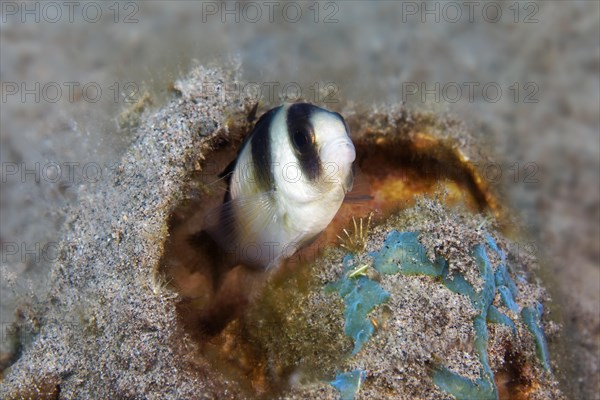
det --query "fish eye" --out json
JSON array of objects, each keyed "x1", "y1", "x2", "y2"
[{"x1": 292, "y1": 127, "x2": 315, "y2": 155}]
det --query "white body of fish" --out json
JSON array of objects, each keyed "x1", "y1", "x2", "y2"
[{"x1": 216, "y1": 103, "x2": 355, "y2": 270}]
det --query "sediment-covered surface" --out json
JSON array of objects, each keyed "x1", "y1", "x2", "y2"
[
  {"x1": 2, "y1": 3, "x2": 598, "y2": 398},
  {"x1": 253, "y1": 200, "x2": 564, "y2": 399},
  {"x1": 1, "y1": 66, "x2": 565, "y2": 399},
  {"x1": 0, "y1": 66, "x2": 251, "y2": 399}
]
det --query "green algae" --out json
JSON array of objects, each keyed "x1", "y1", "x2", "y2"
[
  {"x1": 371, "y1": 231, "x2": 446, "y2": 277},
  {"x1": 326, "y1": 255, "x2": 388, "y2": 399},
  {"x1": 432, "y1": 366, "x2": 496, "y2": 400},
  {"x1": 329, "y1": 369, "x2": 366, "y2": 400},
  {"x1": 435, "y1": 243, "x2": 498, "y2": 400},
  {"x1": 489, "y1": 234, "x2": 520, "y2": 313},
  {"x1": 522, "y1": 302, "x2": 552, "y2": 372},
  {"x1": 327, "y1": 255, "x2": 390, "y2": 355},
  {"x1": 366, "y1": 230, "x2": 551, "y2": 400},
  {"x1": 487, "y1": 305, "x2": 517, "y2": 333}
]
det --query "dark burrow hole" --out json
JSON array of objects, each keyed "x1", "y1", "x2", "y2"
[
  {"x1": 495, "y1": 347, "x2": 541, "y2": 400},
  {"x1": 159, "y1": 111, "x2": 501, "y2": 397}
]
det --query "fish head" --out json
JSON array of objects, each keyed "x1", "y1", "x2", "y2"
[{"x1": 285, "y1": 103, "x2": 356, "y2": 195}]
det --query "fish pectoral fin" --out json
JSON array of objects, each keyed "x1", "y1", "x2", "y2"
[
  {"x1": 343, "y1": 164, "x2": 373, "y2": 203},
  {"x1": 203, "y1": 191, "x2": 280, "y2": 261},
  {"x1": 227, "y1": 191, "x2": 280, "y2": 244}
]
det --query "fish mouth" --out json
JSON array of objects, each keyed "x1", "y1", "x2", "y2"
[{"x1": 320, "y1": 138, "x2": 356, "y2": 168}]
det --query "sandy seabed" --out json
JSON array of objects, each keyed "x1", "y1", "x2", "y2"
[{"x1": 1, "y1": 2, "x2": 598, "y2": 399}]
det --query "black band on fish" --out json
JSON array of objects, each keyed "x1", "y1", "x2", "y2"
[
  {"x1": 287, "y1": 103, "x2": 322, "y2": 181},
  {"x1": 208, "y1": 103, "x2": 355, "y2": 273},
  {"x1": 250, "y1": 106, "x2": 280, "y2": 191}
]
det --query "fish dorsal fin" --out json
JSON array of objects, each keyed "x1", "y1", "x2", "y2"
[
  {"x1": 217, "y1": 158, "x2": 237, "y2": 203},
  {"x1": 218, "y1": 158, "x2": 237, "y2": 181}
]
